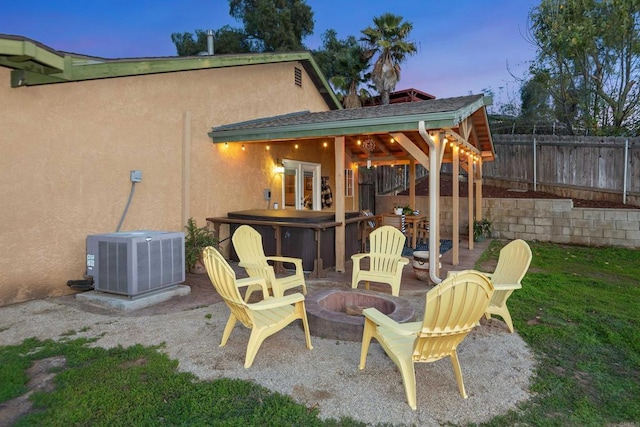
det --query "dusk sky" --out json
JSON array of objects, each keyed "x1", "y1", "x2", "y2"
[{"x1": 1, "y1": 0, "x2": 539, "y2": 105}]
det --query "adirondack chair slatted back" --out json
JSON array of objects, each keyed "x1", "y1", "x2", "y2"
[
  {"x1": 233, "y1": 225, "x2": 271, "y2": 274},
  {"x1": 491, "y1": 239, "x2": 532, "y2": 287},
  {"x1": 202, "y1": 246, "x2": 253, "y2": 328},
  {"x1": 413, "y1": 271, "x2": 493, "y2": 362},
  {"x1": 369, "y1": 226, "x2": 406, "y2": 272}
]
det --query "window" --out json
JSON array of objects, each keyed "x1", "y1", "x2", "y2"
[{"x1": 345, "y1": 169, "x2": 354, "y2": 197}]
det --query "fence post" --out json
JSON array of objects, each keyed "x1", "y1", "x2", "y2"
[
  {"x1": 624, "y1": 138, "x2": 629, "y2": 205},
  {"x1": 533, "y1": 136, "x2": 537, "y2": 192}
]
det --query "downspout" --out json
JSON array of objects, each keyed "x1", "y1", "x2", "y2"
[{"x1": 418, "y1": 121, "x2": 442, "y2": 284}]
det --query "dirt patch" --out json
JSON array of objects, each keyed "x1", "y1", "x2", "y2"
[{"x1": 0, "y1": 356, "x2": 66, "y2": 427}]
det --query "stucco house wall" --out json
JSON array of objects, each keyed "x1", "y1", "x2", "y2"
[{"x1": 0, "y1": 61, "x2": 332, "y2": 306}]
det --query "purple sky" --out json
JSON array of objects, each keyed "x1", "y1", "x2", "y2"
[{"x1": 1, "y1": 0, "x2": 539, "y2": 106}]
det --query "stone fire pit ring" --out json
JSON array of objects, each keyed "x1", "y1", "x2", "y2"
[{"x1": 304, "y1": 288, "x2": 416, "y2": 341}]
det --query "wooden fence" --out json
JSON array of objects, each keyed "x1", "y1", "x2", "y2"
[{"x1": 482, "y1": 135, "x2": 640, "y2": 204}]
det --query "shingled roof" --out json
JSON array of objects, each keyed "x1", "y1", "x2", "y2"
[
  {"x1": 208, "y1": 94, "x2": 495, "y2": 163},
  {"x1": 213, "y1": 94, "x2": 484, "y2": 132}
]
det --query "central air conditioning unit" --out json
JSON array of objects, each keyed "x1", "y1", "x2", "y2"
[{"x1": 86, "y1": 230, "x2": 185, "y2": 297}]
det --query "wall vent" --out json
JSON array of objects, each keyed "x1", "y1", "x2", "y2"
[
  {"x1": 294, "y1": 67, "x2": 302, "y2": 86},
  {"x1": 86, "y1": 231, "x2": 185, "y2": 297}
]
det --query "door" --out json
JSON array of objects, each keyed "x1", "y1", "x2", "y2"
[{"x1": 281, "y1": 159, "x2": 321, "y2": 210}]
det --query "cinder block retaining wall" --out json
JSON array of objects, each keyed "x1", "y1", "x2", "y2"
[{"x1": 377, "y1": 196, "x2": 640, "y2": 248}]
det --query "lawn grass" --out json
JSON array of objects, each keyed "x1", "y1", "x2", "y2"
[
  {"x1": 0, "y1": 338, "x2": 364, "y2": 426},
  {"x1": 477, "y1": 241, "x2": 640, "y2": 426},
  {"x1": 1, "y1": 241, "x2": 638, "y2": 426}
]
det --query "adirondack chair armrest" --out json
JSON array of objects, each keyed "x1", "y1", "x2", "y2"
[
  {"x1": 398, "y1": 256, "x2": 411, "y2": 267},
  {"x1": 351, "y1": 253, "x2": 371, "y2": 262},
  {"x1": 492, "y1": 282, "x2": 522, "y2": 290},
  {"x1": 264, "y1": 256, "x2": 303, "y2": 271},
  {"x1": 236, "y1": 277, "x2": 270, "y2": 298},
  {"x1": 362, "y1": 308, "x2": 418, "y2": 336},
  {"x1": 250, "y1": 292, "x2": 305, "y2": 310}
]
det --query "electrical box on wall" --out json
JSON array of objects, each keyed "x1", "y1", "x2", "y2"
[
  {"x1": 263, "y1": 189, "x2": 271, "y2": 200},
  {"x1": 130, "y1": 170, "x2": 142, "y2": 183}
]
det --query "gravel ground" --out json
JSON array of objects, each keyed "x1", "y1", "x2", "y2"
[{"x1": 0, "y1": 279, "x2": 535, "y2": 426}]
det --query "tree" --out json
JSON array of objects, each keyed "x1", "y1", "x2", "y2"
[
  {"x1": 528, "y1": 0, "x2": 640, "y2": 135},
  {"x1": 360, "y1": 13, "x2": 417, "y2": 105},
  {"x1": 520, "y1": 71, "x2": 554, "y2": 124},
  {"x1": 171, "y1": 26, "x2": 255, "y2": 56},
  {"x1": 229, "y1": 0, "x2": 314, "y2": 52},
  {"x1": 314, "y1": 30, "x2": 371, "y2": 108}
]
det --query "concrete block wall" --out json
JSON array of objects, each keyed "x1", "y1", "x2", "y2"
[{"x1": 376, "y1": 195, "x2": 640, "y2": 248}]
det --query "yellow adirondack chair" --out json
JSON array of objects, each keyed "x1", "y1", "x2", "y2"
[
  {"x1": 202, "y1": 246, "x2": 313, "y2": 368},
  {"x1": 482, "y1": 239, "x2": 532, "y2": 332},
  {"x1": 232, "y1": 225, "x2": 306, "y2": 301},
  {"x1": 351, "y1": 225, "x2": 410, "y2": 296},
  {"x1": 359, "y1": 270, "x2": 494, "y2": 410},
  {"x1": 448, "y1": 239, "x2": 532, "y2": 333}
]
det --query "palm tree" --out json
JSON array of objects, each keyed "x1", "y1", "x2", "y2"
[
  {"x1": 361, "y1": 13, "x2": 417, "y2": 105},
  {"x1": 330, "y1": 44, "x2": 371, "y2": 108}
]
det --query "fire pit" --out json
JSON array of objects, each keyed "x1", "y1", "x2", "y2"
[{"x1": 305, "y1": 289, "x2": 415, "y2": 341}]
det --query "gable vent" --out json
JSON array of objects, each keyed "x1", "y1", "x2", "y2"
[{"x1": 294, "y1": 67, "x2": 302, "y2": 87}]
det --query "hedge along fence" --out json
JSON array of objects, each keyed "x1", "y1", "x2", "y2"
[
  {"x1": 483, "y1": 135, "x2": 640, "y2": 206},
  {"x1": 376, "y1": 194, "x2": 640, "y2": 249}
]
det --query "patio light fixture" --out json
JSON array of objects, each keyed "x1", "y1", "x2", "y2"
[{"x1": 274, "y1": 159, "x2": 285, "y2": 174}]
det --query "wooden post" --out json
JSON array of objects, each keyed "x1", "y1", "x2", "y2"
[
  {"x1": 475, "y1": 158, "x2": 483, "y2": 225},
  {"x1": 468, "y1": 159, "x2": 474, "y2": 250},
  {"x1": 334, "y1": 136, "x2": 346, "y2": 272}
]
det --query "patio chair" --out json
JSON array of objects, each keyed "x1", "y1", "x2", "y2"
[
  {"x1": 448, "y1": 239, "x2": 532, "y2": 333},
  {"x1": 202, "y1": 246, "x2": 313, "y2": 368},
  {"x1": 232, "y1": 225, "x2": 306, "y2": 301},
  {"x1": 351, "y1": 225, "x2": 410, "y2": 296},
  {"x1": 359, "y1": 270, "x2": 494, "y2": 410}
]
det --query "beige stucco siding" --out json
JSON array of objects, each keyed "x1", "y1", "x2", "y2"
[{"x1": 0, "y1": 61, "x2": 331, "y2": 305}]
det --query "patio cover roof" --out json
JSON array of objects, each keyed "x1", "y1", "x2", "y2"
[
  {"x1": 209, "y1": 94, "x2": 495, "y2": 283},
  {"x1": 209, "y1": 94, "x2": 495, "y2": 164}
]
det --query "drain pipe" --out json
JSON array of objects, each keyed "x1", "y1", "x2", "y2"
[{"x1": 418, "y1": 121, "x2": 442, "y2": 284}]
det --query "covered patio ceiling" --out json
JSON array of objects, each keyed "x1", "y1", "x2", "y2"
[{"x1": 208, "y1": 94, "x2": 495, "y2": 283}]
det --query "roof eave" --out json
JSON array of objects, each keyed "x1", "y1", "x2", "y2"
[
  {"x1": 208, "y1": 111, "x2": 463, "y2": 143},
  {"x1": 0, "y1": 35, "x2": 341, "y2": 108}
]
